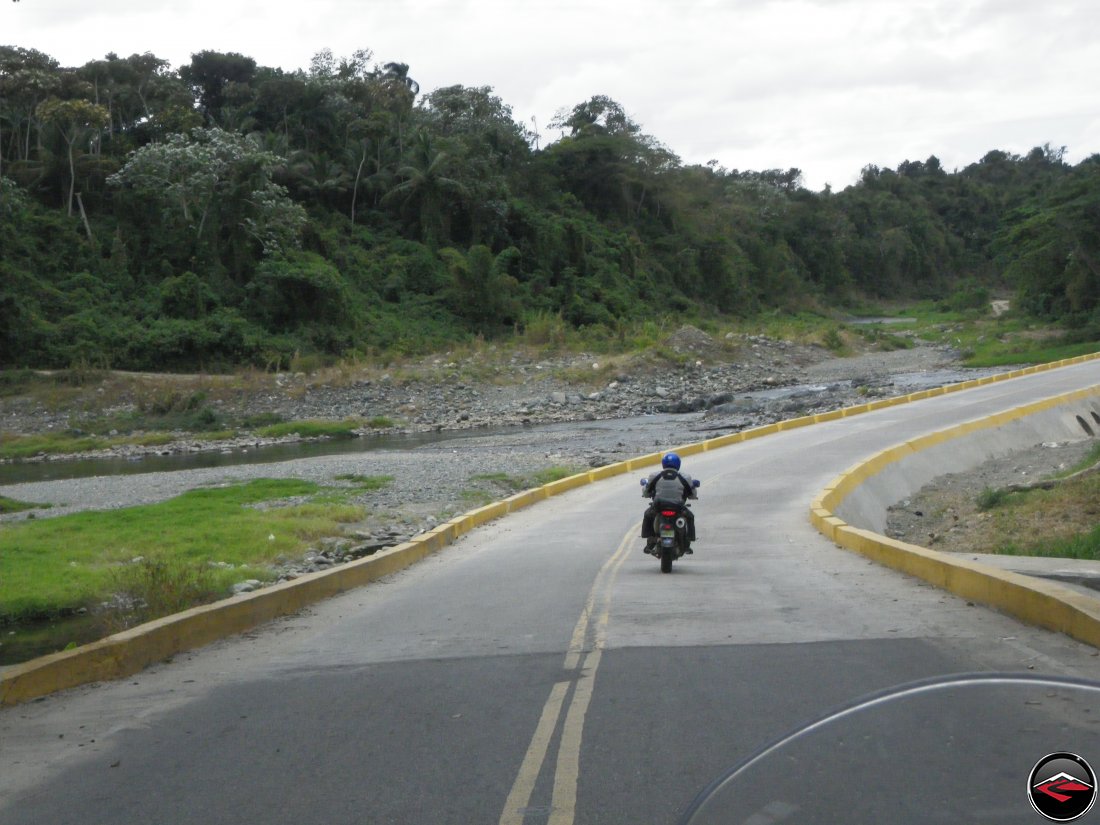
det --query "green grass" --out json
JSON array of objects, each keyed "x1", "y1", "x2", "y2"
[
  {"x1": 0, "y1": 368, "x2": 38, "y2": 396},
  {"x1": 471, "y1": 472, "x2": 524, "y2": 489},
  {"x1": 0, "y1": 428, "x2": 237, "y2": 460},
  {"x1": 104, "y1": 558, "x2": 225, "y2": 631},
  {"x1": 0, "y1": 495, "x2": 49, "y2": 514},
  {"x1": 516, "y1": 312, "x2": 671, "y2": 354},
  {"x1": 239, "y1": 412, "x2": 285, "y2": 428},
  {"x1": 961, "y1": 340, "x2": 1100, "y2": 369},
  {"x1": 460, "y1": 489, "x2": 496, "y2": 506},
  {"x1": 998, "y1": 524, "x2": 1100, "y2": 561},
  {"x1": 874, "y1": 301, "x2": 1099, "y2": 367},
  {"x1": 852, "y1": 326, "x2": 914, "y2": 352},
  {"x1": 518, "y1": 305, "x2": 1076, "y2": 365},
  {"x1": 976, "y1": 486, "x2": 1012, "y2": 511},
  {"x1": 1062, "y1": 442, "x2": 1100, "y2": 476},
  {"x1": 364, "y1": 416, "x2": 396, "y2": 429},
  {"x1": 74, "y1": 388, "x2": 231, "y2": 435},
  {"x1": 0, "y1": 478, "x2": 364, "y2": 622},
  {"x1": 0, "y1": 365, "x2": 108, "y2": 398},
  {"x1": 972, "y1": 469, "x2": 1100, "y2": 560},
  {"x1": 531, "y1": 466, "x2": 581, "y2": 485},
  {"x1": 255, "y1": 418, "x2": 363, "y2": 439},
  {"x1": 0, "y1": 432, "x2": 108, "y2": 459},
  {"x1": 820, "y1": 327, "x2": 847, "y2": 355},
  {"x1": 729, "y1": 310, "x2": 837, "y2": 341},
  {"x1": 469, "y1": 466, "x2": 582, "y2": 495}
]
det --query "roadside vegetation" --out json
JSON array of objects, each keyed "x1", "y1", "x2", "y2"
[
  {"x1": 0, "y1": 478, "x2": 375, "y2": 625},
  {"x1": 966, "y1": 444, "x2": 1100, "y2": 560},
  {"x1": 979, "y1": 475, "x2": 1100, "y2": 560},
  {"x1": 461, "y1": 466, "x2": 582, "y2": 507},
  {"x1": 0, "y1": 495, "x2": 48, "y2": 514},
  {"x1": 872, "y1": 301, "x2": 1100, "y2": 368}
]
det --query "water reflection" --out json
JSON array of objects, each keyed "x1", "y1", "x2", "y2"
[{"x1": 0, "y1": 424, "x2": 533, "y2": 485}]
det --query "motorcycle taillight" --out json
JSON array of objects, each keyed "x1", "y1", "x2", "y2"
[{"x1": 660, "y1": 510, "x2": 677, "y2": 517}]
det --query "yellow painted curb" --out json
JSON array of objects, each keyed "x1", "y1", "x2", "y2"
[
  {"x1": 836, "y1": 526, "x2": 1100, "y2": 648},
  {"x1": 5, "y1": 350, "x2": 1099, "y2": 705},
  {"x1": 809, "y1": 379, "x2": 1100, "y2": 651}
]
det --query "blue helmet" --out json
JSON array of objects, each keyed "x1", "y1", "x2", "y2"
[{"x1": 661, "y1": 452, "x2": 681, "y2": 470}]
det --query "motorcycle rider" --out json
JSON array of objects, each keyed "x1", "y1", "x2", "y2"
[{"x1": 641, "y1": 452, "x2": 697, "y2": 554}]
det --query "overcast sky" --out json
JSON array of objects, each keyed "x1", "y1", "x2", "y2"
[{"x1": 4, "y1": 0, "x2": 1098, "y2": 190}]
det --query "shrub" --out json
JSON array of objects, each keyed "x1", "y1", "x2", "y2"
[
  {"x1": 821, "y1": 327, "x2": 845, "y2": 353},
  {"x1": 240, "y1": 412, "x2": 284, "y2": 428},
  {"x1": 255, "y1": 419, "x2": 361, "y2": 439},
  {"x1": 977, "y1": 486, "x2": 1009, "y2": 511},
  {"x1": 105, "y1": 558, "x2": 223, "y2": 630},
  {"x1": 938, "y1": 280, "x2": 991, "y2": 313}
]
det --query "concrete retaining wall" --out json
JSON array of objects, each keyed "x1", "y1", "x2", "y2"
[
  {"x1": 810, "y1": 379, "x2": 1100, "y2": 651},
  {"x1": 835, "y1": 393, "x2": 1100, "y2": 533}
]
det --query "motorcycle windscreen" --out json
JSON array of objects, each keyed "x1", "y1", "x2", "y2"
[{"x1": 681, "y1": 675, "x2": 1100, "y2": 825}]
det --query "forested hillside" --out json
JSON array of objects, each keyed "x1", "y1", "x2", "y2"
[{"x1": 1, "y1": 45, "x2": 1097, "y2": 370}]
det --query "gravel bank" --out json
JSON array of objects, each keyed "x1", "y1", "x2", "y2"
[
  {"x1": 1, "y1": 335, "x2": 982, "y2": 523},
  {"x1": 2, "y1": 328, "x2": 971, "y2": 459},
  {"x1": 0, "y1": 333, "x2": 1029, "y2": 610}
]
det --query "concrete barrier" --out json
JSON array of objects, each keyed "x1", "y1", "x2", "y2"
[
  {"x1": 809, "y1": 381, "x2": 1100, "y2": 651},
  {"x1": 5, "y1": 350, "x2": 1099, "y2": 705},
  {"x1": 830, "y1": 387, "x2": 1100, "y2": 533}
]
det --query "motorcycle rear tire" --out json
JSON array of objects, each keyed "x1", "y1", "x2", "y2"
[{"x1": 660, "y1": 547, "x2": 673, "y2": 573}]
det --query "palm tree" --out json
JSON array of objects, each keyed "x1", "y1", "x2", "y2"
[
  {"x1": 381, "y1": 62, "x2": 419, "y2": 96},
  {"x1": 378, "y1": 63, "x2": 419, "y2": 156},
  {"x1": 288, "y1": 150, "x2": 351, "y2": 208},
  {"x1": 383, "y1": 130, "x2": 466, "y2": 247}
]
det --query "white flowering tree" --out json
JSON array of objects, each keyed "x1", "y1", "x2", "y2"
[{"x1": 108, "y1": 128, "x2": 306, "y2": 281}]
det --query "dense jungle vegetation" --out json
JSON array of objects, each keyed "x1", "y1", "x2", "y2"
[{"x1": 1, "y1": 45, "x2": 1098, "y2": 370}]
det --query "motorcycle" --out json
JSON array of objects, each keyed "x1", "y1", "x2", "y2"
[{"x1": 640, "y1": 475, "x2": 700, "y2": 573}]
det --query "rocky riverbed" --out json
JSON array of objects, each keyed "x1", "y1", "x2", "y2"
[
  {"x1": 3, "y1": 327, "x2": 976, "y2": 464},
  {"x1": 1, "y1": 328, "x2": 1003, "y2": 585}
]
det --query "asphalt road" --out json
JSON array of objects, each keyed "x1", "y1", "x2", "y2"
[{"x1": 3, "y1": 362, "x2": 1100, "y2": 824}]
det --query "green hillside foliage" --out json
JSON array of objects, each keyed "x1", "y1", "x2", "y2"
[{"x1": 1, "y1": 45, "x2": 1097, "y2": 369}]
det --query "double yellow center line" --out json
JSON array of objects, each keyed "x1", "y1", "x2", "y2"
[{"x1": 498, "y1": 526, "x2": 636, "y2": 825}]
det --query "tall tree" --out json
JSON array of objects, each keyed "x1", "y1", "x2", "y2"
[
  {"x1": 0, "y1": 47, "x2": 60, "y2": 173},
  {"x1": 420, "y1": 85, "x2": 529, "y2": 244},
  {"x1": 381, "y1": 62, "x2": 419, "y2": 96},
  {"x1": 35, "y1": 97, "x2": 109, "y2": 216},
  {"x1": 179, "y1": 51, "x2": 257, "y2": 127},
  {"x1": 108, "y1": 128, "x2": 306, "y2": 280},
  {"x1": 547, "y1": 95, "x2": 678, "y2": 223}
]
